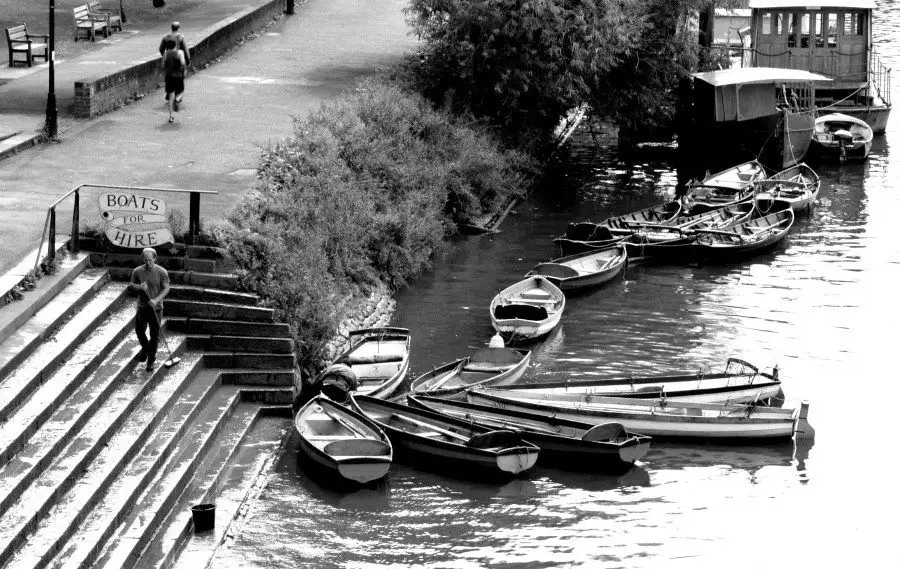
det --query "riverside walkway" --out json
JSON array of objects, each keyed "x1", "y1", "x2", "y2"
[{"x1": 0, "y1": 0, "x2": 417, "y2": 272}]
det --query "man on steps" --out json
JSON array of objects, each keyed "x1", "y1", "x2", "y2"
[{"x1": 129, "y1": 248, "x2": 170, "y2": 371}]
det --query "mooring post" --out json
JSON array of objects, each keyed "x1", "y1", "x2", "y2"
[
  {"x1": 70, "y1": 189, "x2": 80, "y2": 253},
  {"x1": 48, "y1": 208, "x2": 57, "y2": 264}
]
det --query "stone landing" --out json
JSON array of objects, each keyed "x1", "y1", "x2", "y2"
[{"x1": 0, "y1": 244, "x2": 295, "y2": 568}]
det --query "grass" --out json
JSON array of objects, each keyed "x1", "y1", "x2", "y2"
[{"x1": 2, "y1": 0, "x2": 206, "y2": 63}]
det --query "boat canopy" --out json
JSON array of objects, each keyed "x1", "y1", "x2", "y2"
[
  {"x1": 748, "y1": 0, "x2": 875, "y2": 8},
  {"x1": 692, "y1": 67, "x2": 832, "y2": 87}
]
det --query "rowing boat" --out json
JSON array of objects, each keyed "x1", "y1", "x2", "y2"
[
  {"x1": 351, "y1": 394, "x2": 540, "y2": 478},
  {"x1": 295, "y1": 395, "x2": 393, "y2": 485},
  {"x1": 408, "y1": 394, "x2": 651, "y2": 472},
  {"x1": 409, "y1": 347, "x2": 531, "y2": 398},
  {"x1": 332, "y1": 327, "x2": 410, "y2": 399},
  {"x1": 682, "y1": 159, "x2": 767, "y2": 214},
  {"x1": 692, "y1": 203, "x2": 794, "y2": 260},
  {"x1": 527, "y1": 245, "x2": 627, "y2": 291},
  {"x1": 469, "y1": 388, "x2": 805, "y2": 441},
  {"x1": 812, "y1": 113, "x2": 873, "y2": 161},
  {"x1": 490, "y1": 276, "x2": 565, "y2": 343},
  {"x1": 551, "y1": 203, "x2": 681, "y2": 255},
  {"x1": 491, "y1": 358, "x2": 781, "y2": 404},
  {"x1": 752, "y1": 163, "x2": 820, "y2": 212}
]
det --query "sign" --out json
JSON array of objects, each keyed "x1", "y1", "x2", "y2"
[{"x1": 99, "y1": 192, "x2": 174, "y2": 249}]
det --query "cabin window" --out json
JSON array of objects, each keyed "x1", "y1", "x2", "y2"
[
  {"x1": 854, "y1": 12, "x2": 864, "y2": 35},
  {"x1": 800, "y1": 13, "x2": 811, "y2": 48},
  {"x1": 827, "y1": 13, "x2": 837, "y2": 47},
  {"x1": 814, "y1": 13, "x2": 824, "y2": 47},
  {"x1": 762, "y1": 12, "x2": 772, "y2": 35},
  {"x1": 775, "y1": 13, "x2": 784, "y2": 35},
  {"x1": 788, "y1": 13, "x2": 798, "y2": 47},
  {"x1": 843, "y1": 12, "x2": 852, "y2": 35}
]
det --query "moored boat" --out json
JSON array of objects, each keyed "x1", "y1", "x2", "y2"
[
  {"x1": 294, "y1": 395, "x2": 393, "y2": 485},
  {"x1": 331, "y1": 327, "x2": 410, "y2": 399},
  {"x1": 527, "y1": 245, "x2": 627, "y2": 291},
  {"x1": 682, "y1": 160, "x2": 767, "y2": 215},
  {"x1": 492, "y1": 358, "x2": 781, "y2": 404},
  {"x1": 692, "y1": 204, "x2": 795, "y2": 259},
  {"x1": 351, "y1": 394, "x2": 540, "y2": 478},
  {"x1": 752, "y1": 163, "x2": 820, "y2": 211},
  {"x1": 552, "y1": 223, "x2": 626, "y2": 256},
  {"x1": 408, "y1": 394, "x2": 652, "y2": 472},
  {"x1": 811, "y1": 113, "x2": 873, "y2": 161},
  {"x1": 409, "y1": 347, "x2": 531, "y2": 398},
  {"x1": 490, "y1": 276, "x2": 565, "y2": 343},
  {"x1": 469, "y1": 388, "x2": 808, "y2": 441}
]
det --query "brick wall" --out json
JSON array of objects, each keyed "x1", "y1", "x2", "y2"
[{"x1": 73, "y1": 0, "x2": 285, "y2": 118}]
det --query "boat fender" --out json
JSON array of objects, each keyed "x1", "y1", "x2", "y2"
[{"x1": 489, "y1": 333, "x2": 505, "y2": 348}]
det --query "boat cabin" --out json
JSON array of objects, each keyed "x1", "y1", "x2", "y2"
[{"x1": 748, "y1": 0, "x2": 874, "y2": 86}]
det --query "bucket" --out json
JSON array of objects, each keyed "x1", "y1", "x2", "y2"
[{"x1": 191, "y1": 503, "x2": 215, "y2": 532}]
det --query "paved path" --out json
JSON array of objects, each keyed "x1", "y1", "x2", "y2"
[{"x1": 0, "y1": 0, "x2": 417, "y2": 272}]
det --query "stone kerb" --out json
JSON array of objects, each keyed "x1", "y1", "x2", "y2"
[{"x1": 73, "y1": 0, "x2": 286, "y2": 118}]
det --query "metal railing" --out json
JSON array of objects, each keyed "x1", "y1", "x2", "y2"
[{"x1": 35, "y1": 183, "x2": 219, "y2": 271}]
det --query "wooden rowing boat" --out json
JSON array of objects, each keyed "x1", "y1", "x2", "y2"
[
  {"x1": 408, "y1": 394, "x2": 652, "y2": 473},
  {"x1": 752, "y1": 163, "x2": 820, "y2": 212},
  {"x1": 692, "y1": 204, "x2": 794, "y2": 259},
  {"x1": 295, "y1": 395, "x2": 393, "y2": 485},
  {"x1": 552, "y1": 203, "x2": 680, "y2": 255},
  {"x1": 332, "y1": 327, "x2": 410, "y2": 399},
  {"x1": 527, "y1": 245, "x2": 627, "y2": 291},
  {"x1": 682, "y1": 159, "x2": 767, "y2": 214},
  {"x1": 469, "y1": 388, "x2": 804, "y2": 441},
  {"x1": 409, "y1": 347, "x2": 531, "y2": 398},
  {"x1": 351, "y1": 394, "x2": 540, "y2": 478},
  {"x1": 490, "y1": 276, "x2": 565, "y2": 343},
  {"x1": 491, "y1": 358, "x2": 781, "y2": 404}
]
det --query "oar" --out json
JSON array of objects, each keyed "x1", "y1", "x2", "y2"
[
  {"x1": 691, "y1": 228, "x2": 746, "y2": 241},
  {"x1": 390, "y1": 413, "x2": 470, "y2": 442},
  {"x1": 320, "y1": 406, "x2": 368, "y2": 438},
  {"x1": 425, "y1": 360, "x2": 468, "y2": 392}
]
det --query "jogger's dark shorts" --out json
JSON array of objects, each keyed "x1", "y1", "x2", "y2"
[{"x1": 165, "y1": 76, "x2": 184, "y2": 98}]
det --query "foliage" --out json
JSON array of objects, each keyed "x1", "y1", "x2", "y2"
[
  {"x1": 405, "y1": 0, "x2": 715, "y2": 149},
  {"x1": 217, "y1": 81, "x2": 536, "y2": 367}
]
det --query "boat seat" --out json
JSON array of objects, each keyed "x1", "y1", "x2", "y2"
[
  {"x1": 519, "y1": 289, "x2": 552, "y2": 301},
  {"x1": 324, "y1": 439, "x2": 391, "y2": 457},
  {"x1": 345, "y1": 347, "x2": 406, "y2": 364}
]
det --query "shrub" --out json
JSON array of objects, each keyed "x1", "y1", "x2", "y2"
[{"x1": 218, "y1": 81, "x2": 536, "y2": 367}]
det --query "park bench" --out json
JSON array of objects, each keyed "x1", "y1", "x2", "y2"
[
  {"x1": 5, "y1": 25, "x2": 49, "y2": 67},
  {"x1": 88, "y1": 1, "x2": 123, "y2": 34},
  {"x1": 74, "y1": 3, "x2": 109, "y2": 42}
]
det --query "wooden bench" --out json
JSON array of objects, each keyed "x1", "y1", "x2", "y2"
[
  {"x1": 5, "y1": 25, "x2": 49, "y2": 68},
  {"x1": 88, "y1": 1, "x2": 123, "y2": 34},
  {"x1": 74, "y1": 3, "x2": 109, "y2": 42}
]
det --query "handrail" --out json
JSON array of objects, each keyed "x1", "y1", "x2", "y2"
[{"x1": 34, "y1": 183, "x2": 219, "y2": 272}]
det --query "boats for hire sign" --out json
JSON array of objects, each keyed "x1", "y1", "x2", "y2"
[{"x1": 99, "y1": 192, "x2": 175, "y2": 248}]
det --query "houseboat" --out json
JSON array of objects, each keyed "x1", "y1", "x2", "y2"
[
  {"x1": 746, "y1": 0, "x2": 890, "y2": 133},
  {"x1": 683, "y1": 67, "x2": 830, "y2": 171}
]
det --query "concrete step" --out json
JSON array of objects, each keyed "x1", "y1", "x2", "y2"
[
  {"x1": 55, "y1": 379, "x2": 245, "y2": 569},
  {"x1": 167, "y1": 285, "x2": 259, "y2": 306},
  {"x1": 0, "y1": 283, "x2": 130, "y2": 427},
  {"x1": 88, "y1": 387, "x2": 253, "y2": 569},
  {"x1": 105, "y1": 267, "x2": 242, "y2": 291},
  {"x1": 0, "y1": 268, "x2": 110, "y2": 381},
  {"x1": 203, "y1": 352, "x2": 295, "y2": 370},
  {"x1": 0, "y1": 331, "x2": 186, "y2": 518},
  {"x1": 167, "y1": 317, "x2": 290, "y2": 338},
  {"x1": 0, "y1": 350, "x2": 207, "y2": 569},
  {"x1": 139, "y1": 410, "x2": 289, "y2": 569},
  {"x1": 164, "y1": 299, "x2": 274, "y2": 322},
  {"x1": 186, "y1": 334, "x2": 294, "y2": 354},
  {"x1": 88, "y1": 253, "x2": 218, "y2": 273},
  {"x1": 236, "y1": 387, "x2": 293, "y2": 405},
  {"x1": 218, "y1": 368, "x2": 295, "y2": 386},
  {"x1": 0, "y1": 250, "x2": 91, "y2": 346}
]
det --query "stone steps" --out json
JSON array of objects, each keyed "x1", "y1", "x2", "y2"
[
  {"x1": 0, "y1": 267, "x2": 109, "y2": 380},
  {"x1": 203, "y1": 352, "x2": 295, "y2": 370},
  {"x1": 88, "y1": 253, "x2": 219, "y2": 274},
  {"x1": 218, "y1": 368, "x2": 295, "y2": 386},
  {"x1": 142, "y1": 411, "x2": 289, "y2": 569},
  {"x1": 0, "y1": 250, "x2": 91, "y2": 346},
  {"x1": 186, "y1": 334, "x2": 294, "y2": 354},
  {"x1": 0, "y1": 350, "x2": 207, "y2": 569},
  {"x1": 166, "y1": 285, "x2": 259, "y2": 306},
  {"x1": 106, "y1": 267, "x2": 242, "y2": 291},
  {"x1": 89, "y1": 385, "x2": 256, "y2": 569},
  {"x1": 166, "y1": 317, "x2": 290, "y2": 338},
  {"x1": 0, "y1": 329, "x2": 183, "y2": 517},
  {"x1": 164, "y1": 299, "x2": 275, "y2": 322},
  {"x1": 52, "y1": 375, "x2": 245, "y2": 569},
  {"x1": 0, "y1": 283, "x2": 130, "y2": 426}
]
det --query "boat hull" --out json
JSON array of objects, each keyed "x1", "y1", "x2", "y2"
[
  {"x1": 409, "y1": 348, "x2": 531, "y2": 398},
  {"x1": 334, "y1": 327, "x2": 411, "y2": 399},
  {"x1": 490, "y1": 276, "x2": 565, "y2": 344},
  {"x1": 528, "y1": 246, "x2": 627, "y2": 291},
  {"x1": 819, "y1": 104, "x2": 890, "y2": 135}
]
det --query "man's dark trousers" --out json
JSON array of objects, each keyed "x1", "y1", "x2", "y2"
[{"x1": 136, "y1": 305, "x2": 163, "y2": 364}]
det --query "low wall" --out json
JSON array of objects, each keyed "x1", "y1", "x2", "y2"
[{"x1": 73, "y1": 0, "x2": 285, "y2": 118}]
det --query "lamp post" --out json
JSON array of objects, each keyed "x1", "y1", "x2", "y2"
[{"x1": 46, "y1": 0, "x2": 58, "y2": 140}]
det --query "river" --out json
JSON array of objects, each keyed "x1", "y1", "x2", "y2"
[{"x1": 212, "y1": 4, "x2": 899, "y2": 567}]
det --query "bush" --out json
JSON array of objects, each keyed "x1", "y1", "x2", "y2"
[{"x1": 217, "y1": 81, "x2": 536, "y2": 367}]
